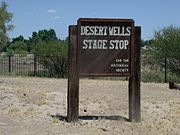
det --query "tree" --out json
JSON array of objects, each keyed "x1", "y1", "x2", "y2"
[
  {"x1": 145, "y1": 25, "x2": 180, "y2": 73},
  {"x1": 5, "y1": 35, "x2": 28, "y2": 54},
  {"x1": 0, "y1": 1, "x2": 14, "y2": 51},
  {"x1": 11, "y1": 35, "x2": 25, "y2": 43},
  {"x1": 29, "y1": 29, "x2": 68, "y2": 78},
  {"x1": 10, "y1": 41, "x2": 27, "y2": 54},
  {"x1": 147, "y1": 25, "x2": 180, "y2": 58},
  {"x1": 28, "y1": 29, "x2": 58, "y2": 52},
  {"x1": 31, "y1": 29, "x2": 58, "y2": 42},
  {"x1": 33, "y1": 40, "x2": 68, "y2": 78}
]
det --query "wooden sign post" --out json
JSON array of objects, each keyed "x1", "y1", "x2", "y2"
[
  {"x1": 67, "y1": 18, "x2": 141, "y2": 122},
  {"x1": 67, "y1": 25, "x2": 79, "y2": 122},
  {"x1": 129, "y1": 26, "x2": 141, "y2": 122}
]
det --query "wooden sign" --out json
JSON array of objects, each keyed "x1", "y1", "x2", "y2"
[
  {"x1": 78, "y1": 18, "x2": 134, "y2": 76},
  {"x1": 67, "y1": 18, "x2": 141, "y2": 123}
]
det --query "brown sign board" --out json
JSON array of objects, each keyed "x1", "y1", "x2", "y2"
[
  {"x1": 78, "y1": 18, "x2": 134, "y2": 76},
  {"x1": 68, "y1": 19, "x2": 141, "y2": 123}
]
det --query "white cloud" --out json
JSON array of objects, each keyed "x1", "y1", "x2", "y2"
[
  {"x1": 54, "y1": 16, "x2": 61, "y2": 19},
  {"x1": 47, "y1": 9, "x2": 56, "y2": 13}
]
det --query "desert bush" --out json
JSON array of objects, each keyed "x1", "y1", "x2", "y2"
[{"x1": 32, "y1": 40, "x2": 68, "y2": 78}]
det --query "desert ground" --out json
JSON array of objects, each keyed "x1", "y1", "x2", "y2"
[{"x1": 0, "y1": 76, "x2": 180, "y2": 135}]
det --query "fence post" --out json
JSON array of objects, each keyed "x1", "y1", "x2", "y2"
[
  {"x1": 34, "y1": 55, "x2": 37, "y2": 76},
  {"x1": 8, "y1": 56, "x2": 11, "y2": 74},
  {"x1": 164, "y1": 57, "x2": 167, "y2": 83}
]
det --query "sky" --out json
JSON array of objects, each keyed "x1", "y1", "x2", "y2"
[{"x1": 3, "y1": 0, "x2": 180, "y2": 40}]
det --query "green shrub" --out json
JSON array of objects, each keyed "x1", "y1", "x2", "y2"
[
  {"x1": 141, "y1": 69, "x2": 165, "y2": 83},
  {"x1": 32, "y1": 41, "x2": 68, "y2": 78}
]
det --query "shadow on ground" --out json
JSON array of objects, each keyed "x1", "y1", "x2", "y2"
[{"x1": 51, "y1": 115, "x2": 129, "y2": 122}]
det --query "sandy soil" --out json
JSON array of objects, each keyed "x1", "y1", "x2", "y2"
[{"x1": 0, "y1": 76, "x2": 180, "y2": 135}]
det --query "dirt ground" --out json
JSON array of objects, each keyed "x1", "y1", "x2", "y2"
[{"x1": 0, "y1": 76, "x2": 180, "y2": 135}]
